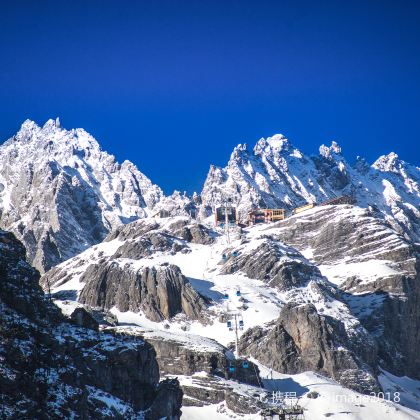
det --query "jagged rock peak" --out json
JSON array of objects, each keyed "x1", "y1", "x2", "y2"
[
  {"x1": 14, "y1": 119, "x2": 41, "y2": 141},
  {"x1": 319, "y1": 140, "x2": 343, "y2": 159},
  {"x1": 0, "y1": 118, "x2": 166, "y2": 272},
  {"x1": 372, "y1": 152, "x2": 402, "y2": 172},
  {"x1": 200, "y1": 131, "x2": 420, "y2": 242},
  {"x1": 229, "y1": 143, "x2": 248, "y2": 160},
  {"x1": 253, "y1": 134, "x2": 292, "y2": 156},
  {"x1": 12, "y1": 118, "x2": 101, "y2": 154}
]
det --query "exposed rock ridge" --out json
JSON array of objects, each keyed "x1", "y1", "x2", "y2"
[
  {"x1": 0, "y1": 119, "x2": 165, "y2": 273},
  {"x1": 0, "y1": 229, "x2": 183, "y2": 419},
  {"x1": 238, "y1": 302, "x2": 380, "y2": 394},
  {"x1": 200, "y1": 135, "x2": 420, "y2": 243}
]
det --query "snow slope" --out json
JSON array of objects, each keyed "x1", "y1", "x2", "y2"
[
  {"x1": 185, "y1": 363, "x2": 420, "y2": 420},
  {"x1": 42, "y1": 214, "x2": 420, "y2": 418}
]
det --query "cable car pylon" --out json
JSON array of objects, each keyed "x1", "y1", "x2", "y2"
[{"x1": 223, "y1": 296, "x2": 244, "y2": 358}]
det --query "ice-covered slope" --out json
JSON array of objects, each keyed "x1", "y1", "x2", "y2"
[
  {"x1": 0, "y1": 118, "x2": 166, "y2": 272},
  {"x1": 200, "y1": 135, "x2": 420, "y2": 242}
]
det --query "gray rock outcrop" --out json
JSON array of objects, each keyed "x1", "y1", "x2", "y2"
[
  {"x1": 78, "y1": 262, "x2": 206, "y2": 322},
  {"x1": 115, "y1": 328, "x2": 263, "y2": 412},
  {"x1": 166, "y1": 218, "x2": 215, "y2": 245},
  {"x1": 105, "y1": 216, "x2": 216, "y2": 248},
  {"x1": 70, "y1": 306, "x2": 99, "y2": 330},
  {"x1": 238, "y1": 303, "x2": 380, "y2": 394},
  {"x1": 112, "y1": 231, "x2": 187, "y2": 259},
  {"x1": 138, "y1": 330, "x2": 260, "y2": 387}
]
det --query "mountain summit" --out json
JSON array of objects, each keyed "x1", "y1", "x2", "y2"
[
  {"x1": 0, "y1": 119, "x2": 164, "y2": 272},
  {"x1": 200, "y1": 135, "x2": 420, "y2": 242},
  {"x1": 1, "y1": 121, "x2": 419, "y2": 273}
]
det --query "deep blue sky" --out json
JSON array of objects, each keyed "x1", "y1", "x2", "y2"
[{"x1": 1, "y1": 1, "x2": 419, "y2": 194}]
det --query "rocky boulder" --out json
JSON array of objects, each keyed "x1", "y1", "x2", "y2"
[
  {"x1": 70, "y1": 307, "x2": 99, "y2": 330},
  {"x1": 78, "y1": 262, "x2": 206, "y2": 322},
  {"x1": 166, "y1": 218, "x2": 216, "y2": 245}
]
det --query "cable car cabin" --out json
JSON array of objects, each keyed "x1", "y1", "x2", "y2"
[
  {"x1": 247, "y1": 208, "x2": 285, "y2": 225},
  {"x1": 215, "y1": 206, "x2": 237, "y2": 226},
  {"x1": 292, "y1": 202, "x2": 316, "y2": 215}
]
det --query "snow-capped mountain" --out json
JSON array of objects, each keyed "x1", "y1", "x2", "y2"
[
  {"x1": 0, "y1": 118, "x2": 167, "y2": 272},
  {"x1": 200, "y1": 134, "x2": 420, "y2": 242},
  {"x1": 2, "y1": 120, "x2": 420, "y2": 419}
]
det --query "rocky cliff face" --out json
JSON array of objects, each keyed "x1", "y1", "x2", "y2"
[
  {"x1": 0, "y1": 229, "x2": 182, "y2": 419},
  {"x1": 109, "y1": 327, "x2": 264, "y2": 413},
  {"x1": 238, "y1": 303, "x2": 379, "y2": 394},
  {"x1": 219, "y1": 232, "x2": 381, "y2": 393},
  {"x1": 200, "y1": 135, "x2": 420, "y2": 243},
  {"x1": 138, "y1": 329, "x2": 260, "y2": 386},
  {"x1": 78, "y1": 262, "x2": 206, "y2": 322}
]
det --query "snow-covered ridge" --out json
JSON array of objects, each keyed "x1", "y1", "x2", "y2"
[
  {"x1": 1, "y1": 119, "x2": 419, "y2": 271},
  {"x1": 1, "y1": 118, "x2": 163, "y2": 217},
  {"x1": 200, "y1": 134, "x2": 420, "y2": 242},
  {"x1": 0, "y1": 118, "x2": 168, "y2": 272}
]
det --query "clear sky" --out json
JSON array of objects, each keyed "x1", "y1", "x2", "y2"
[{"x1": 1, "y1": 0, "x2": 419, "y2": 194}]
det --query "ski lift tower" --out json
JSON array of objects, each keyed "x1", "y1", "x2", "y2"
[
  {"x1": 213, "y1": 188, "x2": 236, "y2": 245},
  {"x1": 224, "y1": 296, "x2": 244, "y2": 357}
]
